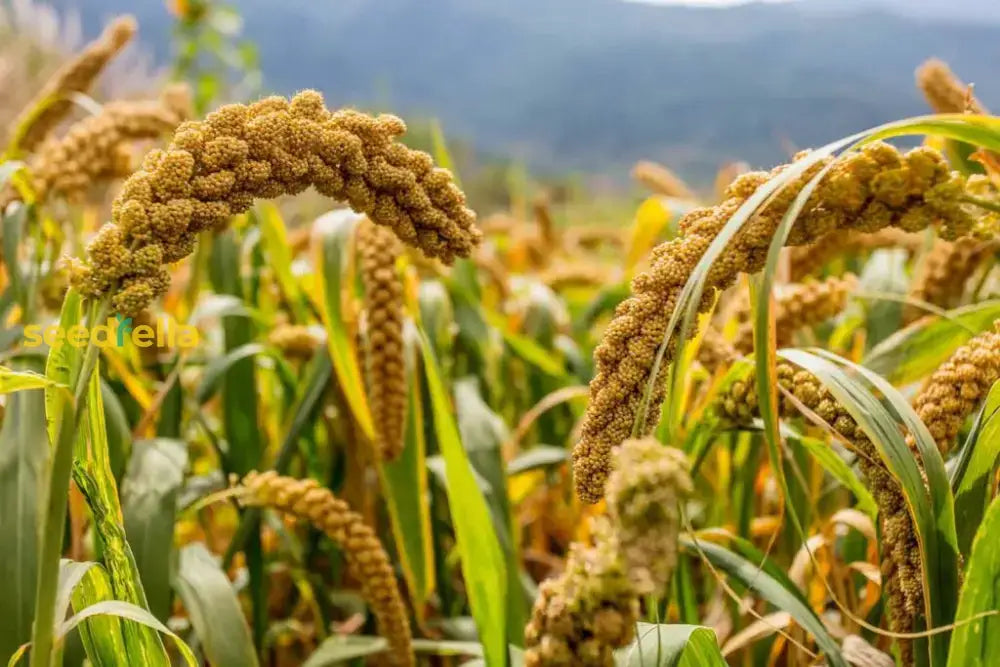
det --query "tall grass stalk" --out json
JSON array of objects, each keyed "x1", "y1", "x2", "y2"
[{"x1": 30, "y1": 298, "x2": 108, "y2": 667}]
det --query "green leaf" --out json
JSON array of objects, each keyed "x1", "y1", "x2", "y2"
[
  {"x1": 950, "y1": 380, "x2": 1000, "y2": 557},
  {"x1": 0, "y1": 358, "x2": 47, "y2": 661},
  {"x1": 378, "y1": 328, "x2": 434, "y2": 619},
  {"x1": 68, "y1": 562, "x2": 128, "y2": 666},
  {"x1": 195, "y1": 342, "x2": 270, "y2": 405},
  {"x1": 454, "y1": 377, "x2": 527, "y2": 645},
  {"x1": 208, "y1": 229, "x2": 267, "y2": 649},
  {"x1": 313, "y1": 209, "x2": 375, "y2": 440},
  {"x1": 2, "y1": 202, "x2": 27, "y2": 308},
  {"x1": 417, "y1": 328, "x2": 507, "y2": 667},
  {"x1": 122, "y1": 439, "x2": 188, "y2": 620},
  {"x1": 946, "y1": 494, "x2": 1000, "y2": 667},
  {"x1": 483, "y1": 308, "x2": 567, "y2": 378},
  {"x1": 174, "y1": 543, "x2": 259, "y2": 667},
  {"x1": 302, "y1": 635, "x2": 388, "y2": 666},
  {"x1": 615, "y1": 623, "x2": 726, "y2": 667},
  {"x1": 58, "y1": 600, "x2": 197, "y2": 666},
  {"x1": 863, "y1": 301, "x2": 1000, "y2": 384},
  {"x1": 0, "y1": 366, "x2": 64, "y2": 394},
  {"x1": 782, "y1": 349, "x2": 959, "y2": 667},
  {"x1": 254, "y1": 203, "x2": 309, "y2": 323},
  {"x1": 680, "y1": 537, "x2": 845, "y2": 666},
  {"x1": 44, "y1": 288, "x2": 82, "y2": 447},
  {"x1": 785, "y1": 429, "x2": 878, "y2": 520},
  {"x1": 507, "y1": 446, "x2": 568, "y2": 476},
  {"x1": 72, "y1": 365, "x2": 169, "y2": 664}
]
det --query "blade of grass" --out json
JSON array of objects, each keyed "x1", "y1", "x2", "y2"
[
  {"x1": 780, "y1": 348, "x2": 959, "y2": 667},
  {"x1": 948, "y1": 380, "x2": 1000, "y2": 557},
  {"x1": 615, "y1": 623, "x2": 726, "y2": 667},
  {"x1": 680, "y1": 536, "x2": 845, "y2": 665},
  {"x1": 0, "y1": 357, "x2": 47, "y2": 661},
  {"x1": 72, "y1": 364, "x2": 168, "y2": 664},
  {"x1": 946, "y1": 494, "x2": 1000, "y2": 666},
  {"x1": 377, "y1": 327, "x2": 434, "y2": 622},
  {"x1": 174, "y1": 543, "x2": 258, "y2": 667},
  {"x1": 863, "y1": 301, "x2": 1000, "y2": 384},
  {"x1": 417, "y1": 328, "x2": 507, "y2": 667},
  {"x1": 312, "y1": 210, "x2": 375, "y2": 440},
  {"x1": 121, "y1": 439, "x2": 188, "y2": 621},
  {"x1": 68, "y1": 562, "x2": 127, "y2": 666}
]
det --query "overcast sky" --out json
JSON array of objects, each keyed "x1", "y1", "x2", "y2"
[{"x1": 626, "y1": 0, "x2": 796, "y2": 5}]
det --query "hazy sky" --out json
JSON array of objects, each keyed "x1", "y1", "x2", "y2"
[{"x1": 628, "y1": 0, "x2": 796, "y2": 5}]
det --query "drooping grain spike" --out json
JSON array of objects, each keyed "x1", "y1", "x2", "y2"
[
  {"x1": 70, "y1": 90, "x2": 481, "y2": 316},
  {"x1": 632, "y1": 159, "x2": 695, "y2": 199},
  {"x1": 574, "y1": 142, "x2": 978, "y2": 504},
  {"x1": 2, "y1": 87, "x2": 191, "y2": 211},
  {"x1": 357, "y1": 218, "x2": 407, "y2": 461},
  {"x1": 8, "y1": 15, "x2": 137, "y2": 153},
  {"x1": 733, "y1": 273, "x2": 857, "y2": 353},
  {"x1": 916, "y1": 58, "x2": 988, "y2": 115},
  {"x1": 239, "y1": 471, "x2": 413, "y2": 667}
]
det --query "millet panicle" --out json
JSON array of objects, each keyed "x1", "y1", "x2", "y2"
[
  {"x1": 574, "y1": 141, "x2": 979, "y2": 504},
  {"x1": 604, "y1": 437, "x2": 692, "y2": 596},
  {"x1": 733, "y1": 273, "x2": 857, "y2": 353},
  {"x1": 8, "y1": 14, "x2": 136, "y2": 153},
  {"x1": 239, "y1": 471, "x2": 413, "y2": 667},
  {"x1": 69, "y1": 90, "x2": 481, "y2": 316},
  {"x1": 357, "y1": 218, "x2": 407, "y2": 461}
]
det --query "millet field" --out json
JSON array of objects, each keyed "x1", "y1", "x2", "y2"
[{"x1": 1, "y1": 2, "x2": 999, "y2": 666}]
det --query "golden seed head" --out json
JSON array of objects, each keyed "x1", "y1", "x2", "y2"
[
  {"x1": 524, "y1": 518, "x2": 638, "y2": 667},
  {"x1": 916, "y1": 58, "x2": 987, "y2": 115},
  {"x1": 239, "y1": 472, "x2": 413, "y2": 667},
  {"x1": 8, "y1": 15, "x2": 137, "y2": 153},
  {"x1": 574, "y1": 142, "x2": 974, "y2": 505},
  {"x1": 631, "y1": 160, "x2": 695, "y2": 200},
  {"x1": 267, "y1": 324, "x2": 321, "y2": 360},
  {"x1": 70, "y1": 90, "x2": 481, "y2": 316},
  {"x1": 358, "y1": 218, "x2": 407, "y2": 461},
  {"x1": 605, "y1": 438, "x2": 692, "y2": 596}
]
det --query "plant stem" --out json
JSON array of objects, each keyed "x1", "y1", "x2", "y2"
[
  {"x1": 28, "y1": 400, "x2": 78, "y2": 667},
  {"x1": 29, "y1": 298, "x2": 109, "y2": 667},
  {"x1": 962, "y1": 193, "x2": 1000, "y2": 215}
]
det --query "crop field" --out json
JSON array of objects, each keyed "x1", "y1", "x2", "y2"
[{"x1": 1, "y1": 4, "x2": 999, "y2": 667}]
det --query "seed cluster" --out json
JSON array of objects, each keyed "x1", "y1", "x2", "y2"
[
  {"x1": 267, "y1": 324, "x2": 320, "y2": 360},
  {"x1": 916, "y1": 59, "x2": 987, "y2": 115},
  {"x1": 717, "y1": 362, "x2": 922, "y2": 665},
  {"x1": 905, "y1": 237, "x2": 998, "y2": 322},
  {"x1": 524, "y1": 519, "x2": 638, "y2": 667},
  {"x1": 632, "y1": 159, "x2": 695, "y2": 199},
  {"x1": 2, "y1": 87, "x2": 192, "y2": 212},
  {"x1": 733, "y1": 273, "x2": 857, "y2": 353},
  {"x1": 604, "y1": 437, "x2": 692, "y2": 595},
  {"x1": 696, "y1": 325, "x2": 739, "y2": 374},
  {"x1": 717, "y1": 326, "x2": 1000, "y2": 666},
  {"x1": 8, "y1": 15, "x2": 136, "y2": 153},
  {"x1": 69, "y1": 90, "x2": 481, "y2": 316},
  {"x1": 239, "y1": 471, "x2": 413, "y2": 667},
  {"x1": 525, "y1": 439, "x2": 690, "y2": 666},
  {"x1": 574, "y1": 142, "x2": 977, "y2": 504},
  {"x1": 358, "y1": 218, "x2": 407, "y2": 462},
  {"x1": 788, "y1": 228, "x2": 923, "y2": 280},
  {"x1": 912, "y1": 324, "x2": 1000, "y2": 453}
]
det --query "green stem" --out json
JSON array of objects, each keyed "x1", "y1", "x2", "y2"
[
  {"x1": 29, "y1": 400, "x2": 78, "y2": 667},
  {"x1": 962, "y1": 193, "x2": 1000, "y2": 215},
  {"x1": 29, "y1": 298, "x2": 109, "y2": 667}
]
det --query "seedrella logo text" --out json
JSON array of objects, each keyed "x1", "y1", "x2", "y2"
[{"x1": 23, "y1": 314, "x2": 199, "y2": 349}]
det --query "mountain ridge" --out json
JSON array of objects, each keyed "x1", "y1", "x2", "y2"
[{"x1": 52, "y1": 0, "x2": 1000, "y2": 182}]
